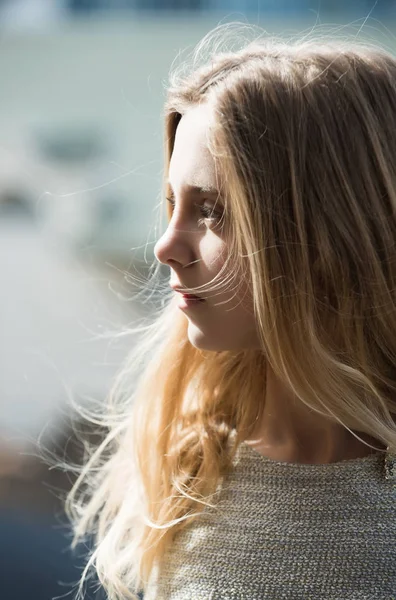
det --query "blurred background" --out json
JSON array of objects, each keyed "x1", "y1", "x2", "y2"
[{"x1": 0, "y1": 1, "x2": 394, "y2": 599}]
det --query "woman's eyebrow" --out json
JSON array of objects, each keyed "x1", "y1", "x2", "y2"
[{"x1": 166, "y1": 178, "x2": 220, "y2": 196}]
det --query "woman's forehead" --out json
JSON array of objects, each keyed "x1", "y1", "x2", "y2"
[{"x1": 169, "y1": 106, "x2": 221, "y2": 196}]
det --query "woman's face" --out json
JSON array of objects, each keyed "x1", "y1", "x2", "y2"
[{"x1": 154, "y1": 104, "x2": 260, "y2": 351}]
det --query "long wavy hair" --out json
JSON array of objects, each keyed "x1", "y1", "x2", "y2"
[{"x1": 66, "y1": 25, "x2": 396, "y2": 600}]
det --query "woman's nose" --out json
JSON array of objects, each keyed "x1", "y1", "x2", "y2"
[{"x1": 154, "y1": 223, "x2": 193, "y2": 268}]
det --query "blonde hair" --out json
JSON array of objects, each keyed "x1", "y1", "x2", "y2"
[{"x1": 67, "y1": 24, "x2": 396, "y2": 600}]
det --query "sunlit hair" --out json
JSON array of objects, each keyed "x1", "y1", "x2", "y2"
[{"x1": 66, "y1": 23, "x2": 396, "y2": 600}]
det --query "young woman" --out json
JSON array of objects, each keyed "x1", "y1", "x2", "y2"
[{"x1": 67, "y1": 26, "x2": 396, "y2": 600}]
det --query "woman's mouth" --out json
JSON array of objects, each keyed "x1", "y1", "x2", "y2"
[{"x1": 177, "y1": 293, "x2": 206, "y2": 309}]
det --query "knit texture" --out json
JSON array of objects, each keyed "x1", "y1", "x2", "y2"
[{"x1": 145, "y1": 442, "x2": 396, "y2": 600}]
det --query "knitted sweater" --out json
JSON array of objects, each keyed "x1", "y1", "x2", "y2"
[{"x1": 145, "y1": 442, "x2": 396, "y2": 600}]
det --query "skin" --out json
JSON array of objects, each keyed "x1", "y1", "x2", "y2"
[{"x1": 154, "y1": 104, "x2": 384, "y2": 464}]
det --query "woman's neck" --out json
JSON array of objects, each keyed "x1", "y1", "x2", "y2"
[{"x1": 244, "y1": 367, "x2": 385, "y2": 464}]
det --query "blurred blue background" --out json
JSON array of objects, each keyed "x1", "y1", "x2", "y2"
[{"x1": 0, "y1": 1, "x2": 394, "y2": 599}]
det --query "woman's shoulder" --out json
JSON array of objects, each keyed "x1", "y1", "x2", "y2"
[{"x1": 146, "y1": 444, "x2": 396, "y2": 600}]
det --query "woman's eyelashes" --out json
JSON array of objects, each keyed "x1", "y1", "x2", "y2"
[{"x1": 166, "y1": 196, "x2": 224, "y2": 228}]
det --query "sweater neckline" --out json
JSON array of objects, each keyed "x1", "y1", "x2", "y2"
[{"x1": 239, "y1": 440, "x2": 386, "y2": 471}]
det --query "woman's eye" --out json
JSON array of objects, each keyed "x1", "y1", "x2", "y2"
[
  {"x1": 166, "y1": 197, "x2": 223, "y2": 225},
  {"x1": 199, "y1": 204, "x2": 220, "y2": 220}
]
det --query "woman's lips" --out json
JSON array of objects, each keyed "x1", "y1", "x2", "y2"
[
  {"x1": 181, "y1": 293, "x2": 202, "y2": 299},
  {"x1": 176, "y1": 293, "x2": 206, "y2": 308},
  {"x1": 170, "y1": 284, "x2": 205, "y2": 301}
]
